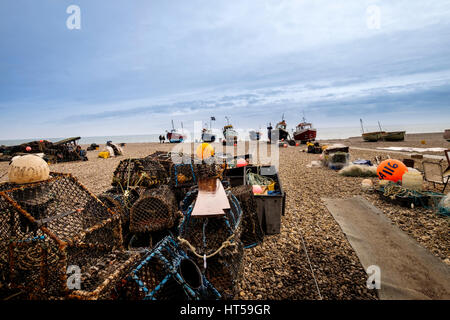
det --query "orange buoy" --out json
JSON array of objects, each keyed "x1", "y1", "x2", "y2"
[
  {"x1": 196, "y1": 143, "x2": 214, "y2": 160},
  {"x1": 377, "y1": 159, "x2": 408, "y2": 182},
  {"x1": 283, "y1": 144, "x2": 288, "y2": 148},
  {"x1": 295, "y1": 143, "x2": 299, "y2": 146}
]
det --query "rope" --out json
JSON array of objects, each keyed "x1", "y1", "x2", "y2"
[
  {"x1": 177, "y1": 234, "x2": 237, "y2": 259},
  {"x1": 298, "y1": 229, "x2": 323, "y2": 300},
  {"x1": 246, "y1": 170, "x2": 274, "y2": 186}
]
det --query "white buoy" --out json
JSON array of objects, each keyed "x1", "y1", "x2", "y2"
[{"x1": 8, "y1": 155, "x2": 50, "y2": 184}]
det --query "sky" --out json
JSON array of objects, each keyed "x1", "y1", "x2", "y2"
[{"x1": 1, "y1": 0, "x2": 450, "y2": 140}]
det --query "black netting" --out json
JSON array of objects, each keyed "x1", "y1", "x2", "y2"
[
  {"x1": 230, "y1": 185, "x2": 264, "y2": 248},
  {"x1": 129, "y1": 185, "x2": 178, "y2": 233},
  {"x1": 112, "y1": 158, "x2": 169, "y2": 189}
]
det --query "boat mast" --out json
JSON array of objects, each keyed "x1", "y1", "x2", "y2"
[
  {"x1": 360, "y1": 119, "x2": 365, "y2": 134},
  {"x1": 171, "y1": 119, "x2": 175, "y2": 132},
  {"x1": 378, "y1": 121, "x2": 383, "y2": 132}
]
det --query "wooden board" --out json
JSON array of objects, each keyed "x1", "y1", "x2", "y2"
[{"x1": 191, "y1": 178, "x2": 230, "y2": 217}]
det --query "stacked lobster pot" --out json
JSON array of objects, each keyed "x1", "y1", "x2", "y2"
[
  {"x1": 100, "y1": 156, "x2": 177, "y2": 249},
  {"x1": 178, "y1": 184, "x2": 245, "y2": 299},
  {"x1": 229, "y1": 185, "x2": 264, "y2": 249},
  {"x1": 0, "y1": 173, "x2": 142, "y2": 300},
  {"x1": 117, "y1": 235, "x2": 221, "y2": 300}
]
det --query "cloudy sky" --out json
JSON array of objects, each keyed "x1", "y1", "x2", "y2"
[{"x1": 1, "y1": 1, "x2": 450, "y2": 140}]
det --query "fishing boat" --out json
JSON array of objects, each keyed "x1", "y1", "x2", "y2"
[
  {"x1": 166, "y1": 120, "x2": 185, "y2": 143},
  {"x1": 444, "y1": 129, "x2": 450, "y2": 142},
  {"x1": 249, "y1": 130, "x2": 262, "y2": 141},
  {"x1": 293, "y1": 117, "x2": 317, "y2": 143},
  {"x1": 382, "y1": 131, "x2": 406, "y2": 141},
  {"x1": 360, "y1": 119, "x2": 385, "y2": 142},
  {"x1": 267, "y1": 115, "x2": 290, "y2": 144},
  {"x1": 201, "y1": 117, "x2": 216, "y2": 142},
  {"x1": 222, "y1": 116, "x2": 239, "y2": 145}
]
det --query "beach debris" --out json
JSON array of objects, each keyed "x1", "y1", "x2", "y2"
[
  {"x1": 8, "y1": 154, "x2": 50, "y2": 184},
  {"x1": 307, "y1": 142, "x2": 322, "y2": 154},
  {"x1": 306, "y1": 160, "x2": 322, "y2": 168},
  {"x1": 339, "y1": 164, "x2": 378, "y2": 178},
  {"x1": 98, "y1": 151, "x2": 110, "y2": 159},
  {"x1": 0, "y1": 137, "x2": 87, "y2": 163},
  {"x1": 87, "y1": 143, "x2": 99, "y2": 151},
  {"x1": 352, "y1": 159, "x2": 373, "y2": 166},
  {"x1": 361, "y1": 179, "x2": 373, "y2": 191},
  {"x1": 376, "y1": 159, "x2": 408, "y2": 182},
  {"x1": 321, "y1": 144, "x2": 350, "y2": 170},
  {"x1": 376, "y1": 181, "x2": 446, "y2": 210}
]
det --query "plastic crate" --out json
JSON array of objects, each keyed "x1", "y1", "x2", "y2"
[
  {"x1": 223, "y1": 166, "x2": 245, "y2": 187},
  {"x1": 244, "y1": 165, "x2": 286, "y2": 235}
]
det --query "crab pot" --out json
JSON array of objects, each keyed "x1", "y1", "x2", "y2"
[
  {"x1": 112, "y1": 158, "x2": 169, "y2": 189},
  {"x1": 0, "y1": 173, "x2": 123, "y2": 299},
  {"x1": 129, "y1": 185, "x2": 178, "y2": 233},
  {"x1": 120, "y1": 236, "x2": 221, "y2": 300},
  {"x1": 98, "y1": 188, "x2": 141, "y2": 248},
  {"x1": 178, "y1": 190, "x2": 244, "y2": 299},
  {"x1": 230, "y1": 185, "x2": 264, "y2": 249},
  {"x1": 67, "y1": 250, "x2": 144, "y2": 300}
]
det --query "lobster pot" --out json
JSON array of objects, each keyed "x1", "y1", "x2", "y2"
[
  {"x1": 178, "y1": 190, "x2": 244, "y2": 299},
  {"x1": 67, "y1": 249, "x2": 144, "y2": 300},
  {"x1": 230, "y1": 185, "x2": 264, "y2": 249},
  {"x1": 0, "y1": 173, "x2": 123, "y2": 298},
  {"x1": 121, "y1": 236, "x2": 221, "y2": 300},
  {"x1": 129, "y1": 185, "x2": 178, "y2": 233},
  {"x1": 112, "y1": 158, "x2": 169, "y2": 189},
  {"x1": 98, "y1": 188, "x2": 141, "y2": 224}
]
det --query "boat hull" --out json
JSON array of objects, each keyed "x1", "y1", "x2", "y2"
[
  {"x1": 383, "y1": 131, "x2": 405, "y2": 141},
  {"x1": 362, "y1": 131, "x2": 384, "y2": 142},
  {"x1": 167, "y1": 132, "x2": 184, "y2": 143},
  {"x1": 202, "y1": 134, "x2": 215, "y2": 143},
  {"x1": 294, "y1": 129, "x2": 317, "y2": 142}
]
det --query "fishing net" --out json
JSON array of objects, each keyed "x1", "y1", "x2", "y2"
[
  {"x1": 118, "y1": 236, "x2": 221, "y2": 300},
  {"x1": 112, "y1": 158, "x2": 169, "y2": 190},
  {"x1": 0, "y1": 173, "x2": 123, "y2": 298},
  {"x1": 377, "y1": 182, "x2": 446, "y2": 211},
  {"x1": 178, "y1": 189, "x2": 244, "y2": 299},
  {"x1": 129, "y1": 185, "x2": 179, "y2": 233},
  {"x1": 230, "y1": 185, "x2": 264, "y2": 249}
]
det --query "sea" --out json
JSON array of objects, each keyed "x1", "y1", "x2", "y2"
[{"x1": 0, "y1": 123, "x2": 448, "y2": 146}]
